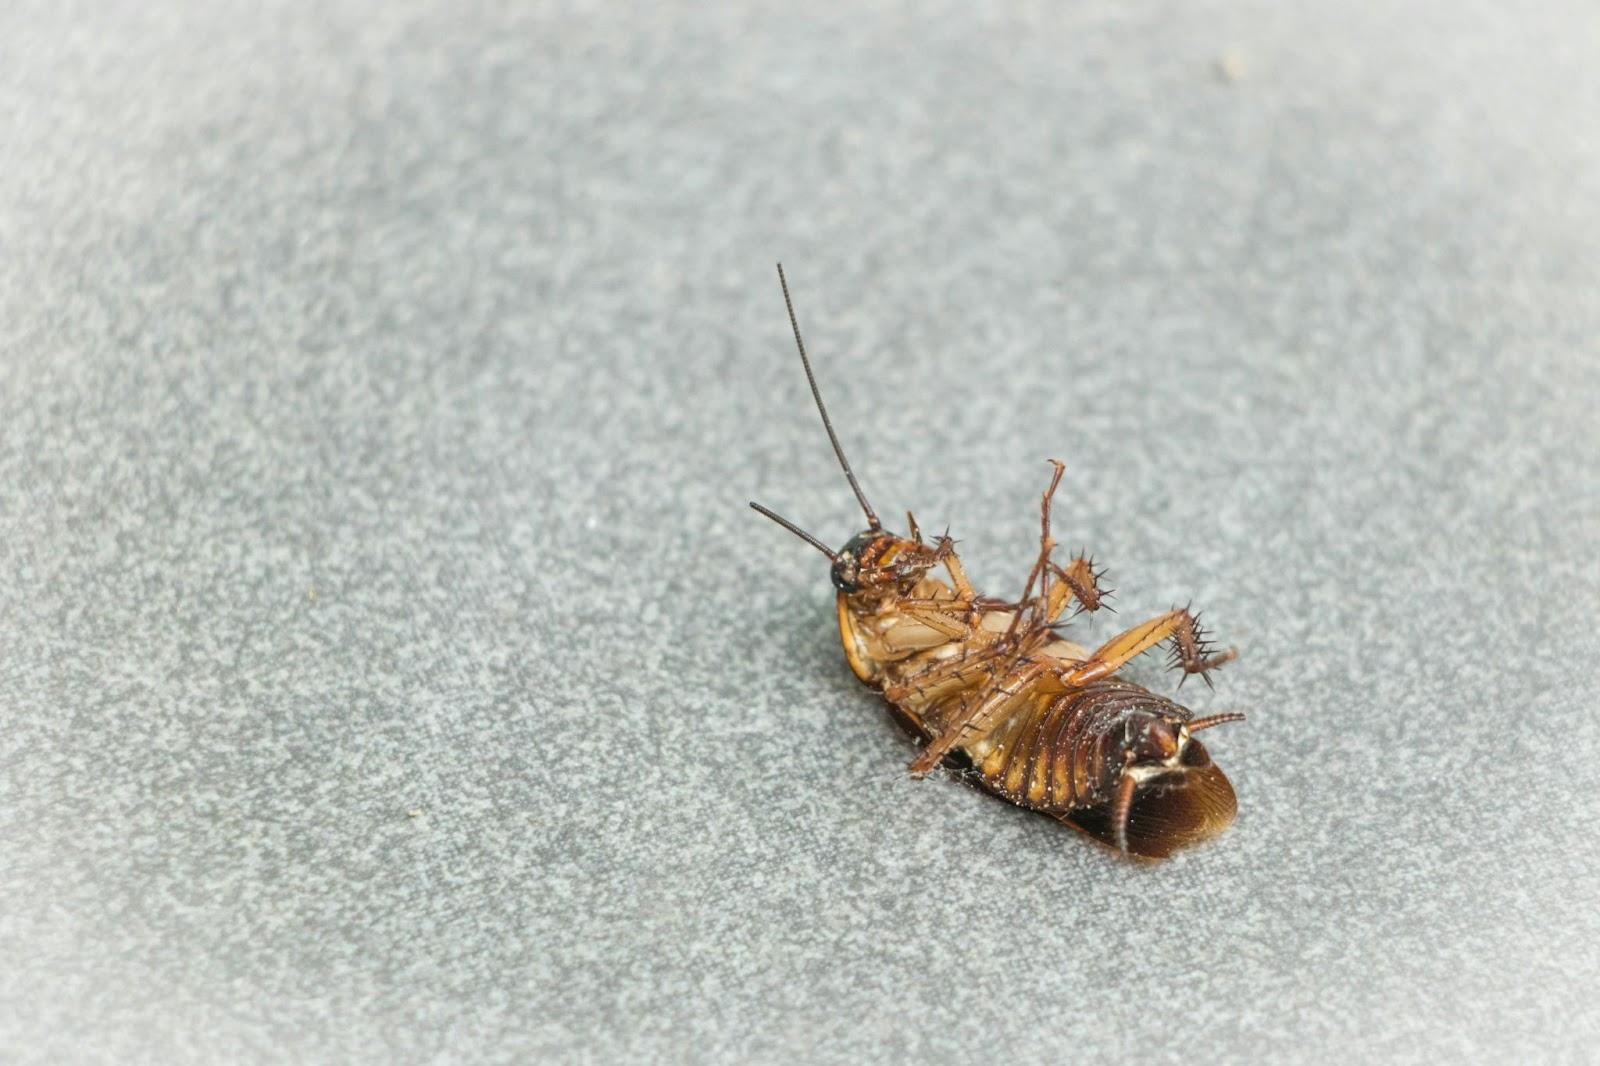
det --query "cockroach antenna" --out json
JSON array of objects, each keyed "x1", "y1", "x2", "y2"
[
  {"x1": 748, "y1": 501, "x2": 836, "y2": 560},
  {"x1": 775, "y1": 263, "x2": 881, "y2": 531}
]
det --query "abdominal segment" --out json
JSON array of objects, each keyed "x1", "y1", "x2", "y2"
[
  {"x1": 916, "y1": 680, "x2": 1184, "y2": 814},
  {"x1": 887, "y1": 656, "x2": 1238, "y2": 856}
]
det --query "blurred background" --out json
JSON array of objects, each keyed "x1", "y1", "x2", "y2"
[{"x1": 3, "y1": 2, "x2": 1598, "y2": 1062}]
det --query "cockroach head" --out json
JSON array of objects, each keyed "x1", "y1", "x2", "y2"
[{"x1": 831, "y1": 529, "x2": 941, "y2": 595}]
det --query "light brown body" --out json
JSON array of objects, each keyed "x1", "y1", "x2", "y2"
[
  {"x1": 823, "y1": 466, "x2": 1241, "y2": 857},
  {"x1": 751, "y1": 264, "x2": 1245, "y2": 859}
]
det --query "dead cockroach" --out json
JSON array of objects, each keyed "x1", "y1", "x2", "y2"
[{"x1": 750, "y1": 264, "x2": 1246, "y2": 859}]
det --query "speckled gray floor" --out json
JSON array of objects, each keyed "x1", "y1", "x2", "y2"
[{"x1": 3, "y1": 2, "x2": 1599, "y2": 1063}]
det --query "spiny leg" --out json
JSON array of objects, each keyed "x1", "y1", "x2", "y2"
[
  {"x1": 867, "y1": 603, "x2": 975, "y2": 657},
  {"x1": 897, "y1": 604, "x2": 971, "y2": 642},
  {"x1": 882, "y1": 641, "x2": 1012, "y2": 706},
  {"x1": 1061, "y1": 606, "x2": 1236, "y2": 687},
  {"x1": 1008, "y1": 464, "x2": 1115, "y2": 627},
  {"x1": 942, "y1": 548, "x2": 975, "y2": 600},
  {"x1": 909, "y1": 659, "x2": 1049, "y2": 777},
  {"x1": 923, "y1": 530, "x2": 977, "y2": 601},
  {"x1": 875, "y1": 580, "x2": 987, "y2": 651},
  {"x1": 905, "y1": 511, "x2": 976, "y2": 600},
  {"x1": 1042, "y1": 553, "x2": 1113, "y2": 623},
  {"x1": 1163, "y1": 605, "x2": 1237, "y2": 688},
  {"x1": 1007, "y1": 461, "x2": 1067, "y2": 638},
  {"x1": 905, "y1": 463, "x2": 1090, "y2": 774}
]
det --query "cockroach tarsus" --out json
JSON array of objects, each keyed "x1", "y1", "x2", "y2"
[{"x1": 751, "y1": 264, "x2": 1248, "y2": 860}]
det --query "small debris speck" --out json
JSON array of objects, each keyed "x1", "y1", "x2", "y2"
[
  {"x1": 1216, "y1": 51, "x2": 1245, "y2": 84},
  {"x1": 407, "y1": 809, "x2": 422, "y2": 819}
]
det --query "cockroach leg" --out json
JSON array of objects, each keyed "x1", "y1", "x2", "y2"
[
  {"x1": 926, "y1": 534, "x2": 962, "y2": 583},
  {"x1": 1166, "y1": 606, "x2": 1237, "y2": 689},
  {"x1": 1061, "y1": 607, "x2": 1235, "y2": 687},
  {"x1": 887, "y1": 675, "x2": 1003, "y2": 726},
  {"x1": 883, "y1": 642, "x2": 1010, "y2": 704},
  {"x1": 1006, "y1": 461, "x2": 1068, "y2": 639},
  {"x1": 910, "y1": 660, "x2": 1049, "y2": 777},
  {"x1": 1043, "y1": 554, "x2": 1112, "y2": 623},
  {"x1": 898, "y1": 604, "x2": 971, "y2": 641},
  {"x1": 940, "y1": 543, "x2": 975, "y2": 599},
  {"x1": 906, "y1": 510, "x2": 922, "y2": 543}
]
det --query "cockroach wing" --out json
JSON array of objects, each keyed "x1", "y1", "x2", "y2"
[{"x1": 1061, "y1": 746, "x2": 1238, "y2": 860}]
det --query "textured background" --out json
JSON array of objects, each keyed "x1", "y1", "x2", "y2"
[{"x1": 3, "y1": 1, "x2": 1599, "y2": 1062}]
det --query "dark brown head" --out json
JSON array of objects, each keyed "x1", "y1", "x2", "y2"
[{"x1": 830, "y1": 529, "x2": 945, "y2": 595}]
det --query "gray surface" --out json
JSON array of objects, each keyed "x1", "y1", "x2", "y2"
[{"x1": 3, "y1": 1, "x2": 1599, "y2": 1062}]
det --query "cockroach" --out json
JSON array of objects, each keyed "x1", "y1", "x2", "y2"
[{"x1": 750, "y1": 264, "x2": 1246, "y2": 859}]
